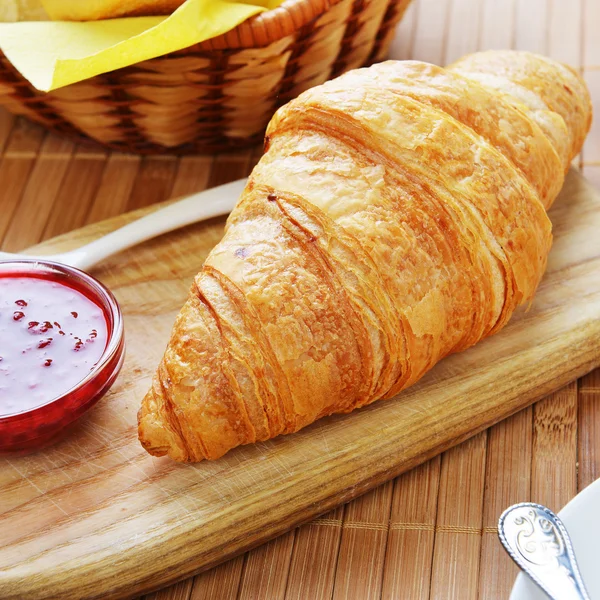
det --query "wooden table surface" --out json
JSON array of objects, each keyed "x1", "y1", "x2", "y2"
[{"x1": 2, "y1": 0, "x2": 600, "y2": 598}]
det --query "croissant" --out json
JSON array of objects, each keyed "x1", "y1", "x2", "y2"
[
  {"x1": 138, "y1": 50, "x2": 592, "y2": 462},
  {"x1": 41, "y1": 0, "x2": 185, "y2": 20}
]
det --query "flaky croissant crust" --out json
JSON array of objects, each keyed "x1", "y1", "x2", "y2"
[
  {"x1": 42, "y1": 0, "x2": 185, "y2": 20},
  {"x1": 139, "y1": 50, "x2": 592, "y2": 462}
]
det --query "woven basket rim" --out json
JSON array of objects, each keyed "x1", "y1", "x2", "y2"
[
  {"x1": 0, "y1": 0, "x2": 410, "y2": 154},
  {"x1": 197, "y1": 0, "x2": 343, "y2": 50}
]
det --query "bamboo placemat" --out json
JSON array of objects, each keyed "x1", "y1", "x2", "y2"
[{"x1": 2, "y1": 0, "x2": 600, "y2": 597}]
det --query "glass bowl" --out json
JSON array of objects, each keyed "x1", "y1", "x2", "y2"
[{"x1": 0, "y1": 259, "x2": 125, "y2": 454}]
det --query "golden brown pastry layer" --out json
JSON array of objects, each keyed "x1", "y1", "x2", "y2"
[
  {"x1": 42, "y1": 0, "x2": 185, "y2": 20},
  {"x1": 138, "y1": 50, "x2": 592, "y2": 462}
]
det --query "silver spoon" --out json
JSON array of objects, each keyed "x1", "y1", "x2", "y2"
[
  {"x1": 0, "y1": 178, "x2": 247, "y2": 270},
  {"x1": 498, "y1": 502, "x2": 591, "y2": 600}
]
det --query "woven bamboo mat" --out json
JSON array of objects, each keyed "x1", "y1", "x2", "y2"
[{"x1": 2, "y1": 0, "x2": 600, "y2": 598}]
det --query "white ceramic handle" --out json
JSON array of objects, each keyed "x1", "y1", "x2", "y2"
[{"x1": 0, "y1": 178, "x2": 247, "y2": 270}]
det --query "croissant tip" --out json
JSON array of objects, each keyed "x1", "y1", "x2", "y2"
[
  {"x1": 137, "y1": 418, "x2": 193, "y2": 461},
  {"x1": 137, "y1": 388, "x2": 194, "y2": 462},
  {"x1": 137, "y1": 407, "x2": 167, "y2": 457}
]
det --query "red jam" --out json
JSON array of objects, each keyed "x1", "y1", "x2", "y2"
[
  {"x1": 0, "y1": 260, "x2": 124, "y2": 454},
  {"x1": 0, "y1": 276, "x2": 109, "y2": 416}
]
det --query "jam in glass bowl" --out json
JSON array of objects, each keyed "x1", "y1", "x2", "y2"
[{"x1": 0, "y1": 259, "x2": 124, "y2": 454}]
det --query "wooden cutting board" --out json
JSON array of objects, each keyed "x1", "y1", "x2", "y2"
[{"x1": 1, "y1": 170, "x2": 600, "y2": 600}]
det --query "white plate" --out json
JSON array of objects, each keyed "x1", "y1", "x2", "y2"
[{"x1": 510, "y1": 478, "x2": 600, "y2": 599}]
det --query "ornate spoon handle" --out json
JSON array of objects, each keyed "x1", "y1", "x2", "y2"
[{"x1": 498, "y1": 502, "x2": 590, "y2": 600}]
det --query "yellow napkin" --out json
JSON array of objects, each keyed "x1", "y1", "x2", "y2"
[{"x1": 0, "y1": 0, "x2": 280, "y2": 92}]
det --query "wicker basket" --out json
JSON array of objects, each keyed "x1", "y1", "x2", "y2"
[{"x1": 0, "y1": 0, "x2": 412, "y2": 154}]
